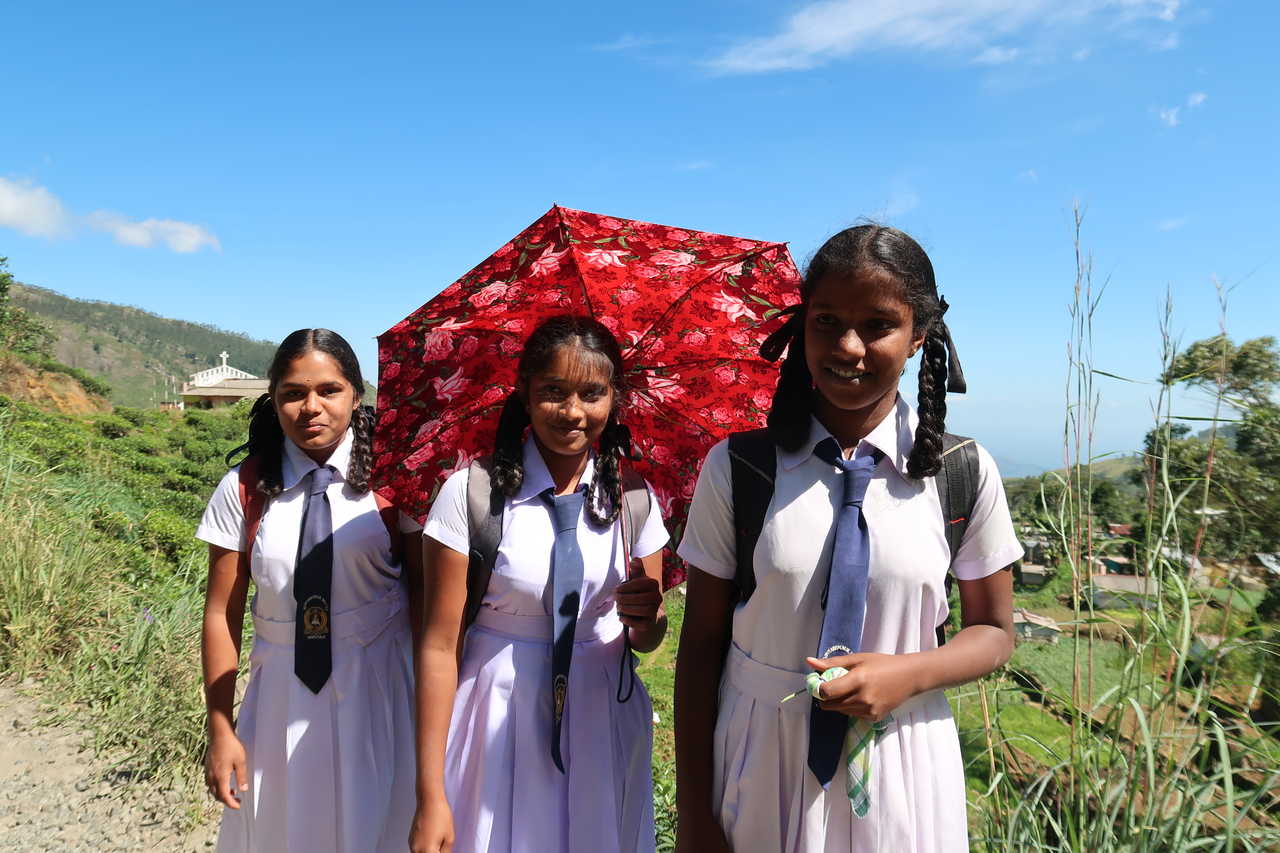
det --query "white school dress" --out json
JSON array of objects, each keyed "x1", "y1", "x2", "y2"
[
  {"x1": 196, "y1": 429, "x2": 419, "y2": 853},
  {"x1": 424, "y1": 437, "x2": 669, "y2": 853},
  {"x1": 678, "y1": 397, "x2": 1023, "y2": 853}
]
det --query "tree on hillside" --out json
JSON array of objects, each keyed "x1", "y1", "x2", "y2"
[
  {"x1": 0, "y1": 257, "x2": 55, "y2": 357},
  {"x1": 1140, "y1": 335, "x2": 1280, "y2": 559},
  {"x1": 1165, "y1": 334, "x2": 1280, "y2": 409}
]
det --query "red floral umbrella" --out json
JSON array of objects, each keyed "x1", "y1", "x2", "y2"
[{"x1": 372, "y1": 205, "x2": 800, "y2": 588}]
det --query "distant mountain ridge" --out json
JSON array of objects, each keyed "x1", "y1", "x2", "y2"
[{"x1": 11, "y1": 283, "x2": 278, "y2": 408}]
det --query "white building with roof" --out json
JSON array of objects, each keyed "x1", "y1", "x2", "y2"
[{"x1": 180, "y1": 351, "x2": 269, "y2": 409}]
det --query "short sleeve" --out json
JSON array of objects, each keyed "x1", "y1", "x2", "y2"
[
  {"x1": 196, "y1": 468, "x2": 246, "y2": 552},
  {"x1": 675, "y1": 440, "x2": 736, "y2": 580},
  {"x1": 632, "y1": 483, "x2": 670, "y2": 559},
  {"x1": 423, "y1": 468, "x2": 471, "y2": 555},
  {"x1": 950, "y1": 444, "x2": 1024, "y2": 581}
]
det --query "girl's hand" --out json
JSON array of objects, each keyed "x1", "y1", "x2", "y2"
[
  {"x1": 204, "y1": 727, "x2": 248, "y2": 809},
  {"x1": 408, "y1": 795, "x2": 455, "y2": 853},
  {"x1": 613, "y1": 559, "x2": 662, "y2": 628},
  {"x1": 806, "y1": 653, "x2": 920, "y2": 721}
]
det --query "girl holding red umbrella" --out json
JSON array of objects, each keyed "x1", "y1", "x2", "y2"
[{"x1": 410, "y1": 315, "x2": 669, "y2": 853}]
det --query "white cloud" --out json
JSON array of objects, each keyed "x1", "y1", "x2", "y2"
[
  {"x1": 1157, "y1": 216, "x2": 1188, "y2": 231},
  {"x1": 87, "y1": 212, "x2": 221, "y2": 253},
  {"x1": 0, "y1": 177, "x2": 219, "y2": 253},
  {"x1": 1018, "y1": 168, "x2": 1040, "y2": 182},
  {"x1": 0, "y1": 177, "x2": 71, "y2": 238},
  {"x1": 1187, "y1": 91, "x2": 1207, "y2": 107},
  {"x1": 708, "y1": 0, "x2": 1181, "y2": 74},
  {"x1": 592, "y1": 34, "x2": 663, "y2": 52},
  {"x1": 974, "y1": 46, "x2": 1020, "y2": 65},
  {"x1": 879, "y1": 189, "x2": 920, "y2": 219},
  {"x1": 1072, "y1": 46, "x2": 1092, "y2": 61},
  {"x1": 1153, "y1": 31, "x2": 1180, "y2": 50},
  {"x1": 1157, "y1": 106, "x2": 1180, "y2": 127}
]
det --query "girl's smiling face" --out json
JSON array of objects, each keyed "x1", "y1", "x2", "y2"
[
  {"x1": 805, "y1": 269, "x2": 926, "y2": 424},
  {"x1": 272, "y1": 350, "x2": 360, "y2": 461},
  {"x1": 524, "y1": 345, "x2": 615, "y2": 459}
]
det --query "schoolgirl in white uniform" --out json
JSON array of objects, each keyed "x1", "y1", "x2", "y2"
[
  {"x1": 198, "y1": 328, "x2": 420, "y2": 853},
  {"x1": 675, "y1": 225, "x2": 1023, "y2": 852},
  {"x1": 410, "y1": 315, "x2": 669, "y2": 853}
]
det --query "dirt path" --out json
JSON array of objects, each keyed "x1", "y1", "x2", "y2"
[{"x1": 0, "y1": 681, "x2": 217, "y2": 852}]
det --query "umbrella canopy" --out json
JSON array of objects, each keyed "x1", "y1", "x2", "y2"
[{"x1": 373, "y1": 205, "x2": 800, "y2": 588}]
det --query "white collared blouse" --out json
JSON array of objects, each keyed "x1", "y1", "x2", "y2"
[
  {"x1": 197, "y1": 429, "x2": 420, "y2": 623},
  {"x1": 424, "y1": 437, "x2": 669, "y2": 635},
  {"x1": 677, "y1": 396, "x2": 1023, "y2": 671}
]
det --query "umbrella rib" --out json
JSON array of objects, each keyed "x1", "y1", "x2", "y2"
[
  {"x1": 562, "y1": 213, "x2": 597, "y2": 318},
  {"x1": 624, "y1": 243, "x2": 789, "y2": 359}
]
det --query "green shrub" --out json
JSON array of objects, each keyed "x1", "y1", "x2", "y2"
[
  {"x1": 140, "y1": 510, "x2": 192, "y2": 559},
  {"x1": 117, "y1": 432, "x2": 167, "y2": 456},
  {"x1": 93, "y1": 414, "x2": 133, "y2": 439}
]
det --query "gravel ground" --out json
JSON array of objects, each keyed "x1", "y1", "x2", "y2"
[{"x1": 0, "y1": 681, "x2": 217, "y2": 852}]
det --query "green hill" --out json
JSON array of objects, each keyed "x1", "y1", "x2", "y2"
[{"x1": 10, "y1": 283, "x2": 278, "y2": 408}]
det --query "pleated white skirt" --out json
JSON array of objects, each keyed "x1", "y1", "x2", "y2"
[
  {"x1": 216, "y1": 587, "x2": 417, "y2": 853},
  {"x1": 714, "y1": 644, "x2": 969, "y2": 853},
  {"x1": 444, "y1": 608, "x2": 656, "y2": 853}
]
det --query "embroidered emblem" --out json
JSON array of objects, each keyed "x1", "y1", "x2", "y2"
[
  {"x1": 823, "y1": 644, "x2": 853, "y2": 658},
  {"x1": 302, "y1": 595, "x2": 330, "y2": 639},
  {"x1": 553, "y1": 674, "x2": 568, "y2": 722}
]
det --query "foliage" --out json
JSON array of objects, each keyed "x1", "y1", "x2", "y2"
[
  {"x1": 1165, "y1": 334, "x2": 1280, "y2": 410},
  {"x1": 0, "y1": 257, "x2": 56, "y2": 357}
]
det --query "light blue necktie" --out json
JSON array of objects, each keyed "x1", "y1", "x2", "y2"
[
  {"x1": 541, "y1": 487, "x2": 585, "y2": 773},
  {"x1": 808, "y1": 437, "x2": 879, "y2": 786}
]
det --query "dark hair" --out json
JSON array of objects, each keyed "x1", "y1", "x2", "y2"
[
  {"x1": 226, "y1": 328, "x2": 372, "y2": 496},
  {"x1": 492, "y1": 315, "x2": 630, "y2": 527},
  {"x1": 767, "y1": 224, "x2": 953, "y2": 479}
]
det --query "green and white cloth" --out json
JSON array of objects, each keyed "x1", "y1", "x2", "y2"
[{"x1": 801, "y1": 668, "x2": 892, "y2": 818}]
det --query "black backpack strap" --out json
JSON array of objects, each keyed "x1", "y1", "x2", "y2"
[
  {"x1": 620, "y1": 468, "x2": 651, "y2": 560},
  {"x1": 727, "y1": 429, "x2": 776, "y2": 603},
  {"x1": 936, "y1": 433, "x2": 981, "y2": 645},
  {"x1": 464, "y1": 456, "x2": 503, "y2": 629}
]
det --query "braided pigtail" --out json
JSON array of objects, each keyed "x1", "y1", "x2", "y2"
[
  {"x1": 225, "y1": 393, "x2": 286, "y2": 497},
  {"x1": 586, "y1": 418, "x2": 627, "y2": 527},
  {"x1": 766, "y1": 327, "x2": 814, "y2": 453},
  {"x1": 907, "y1": 323, "x2": 949, "y2": 479},
  {"x1": 345, "y1": 404, "x2": 374, "y2": 493},
  {"x1": 492, "y1": 392, "x2": 531, "y2": 497}
]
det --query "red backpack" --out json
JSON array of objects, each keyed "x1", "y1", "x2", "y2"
[{"x1": 235, "y1": 455, "x2": 402, "y2": 571}]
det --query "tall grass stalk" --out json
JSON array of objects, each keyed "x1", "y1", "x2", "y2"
[{"x1": 972, "y1": 215, "x2": 1280, "y2": 851}]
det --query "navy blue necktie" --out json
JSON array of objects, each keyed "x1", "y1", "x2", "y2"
[
  {"x1": 294, "y1": 465, "x2": 335, "y2": 694},
  {"x1": 808, "y1": 437, "x2": 879, "y2": 786},
  {"x1": 541, "y1": 487, "x2": 586, "y2": 773}
]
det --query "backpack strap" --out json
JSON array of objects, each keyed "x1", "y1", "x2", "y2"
[
  {"x1": 727, "y1": 429, "x2": 777, "y2": 603},
  {"x1": 620, "y1": 468, "x2": 651, "y2": 564},
  {"x1": 236, "y1": 456, "x2": 267, "y2": 578},
  {"x1": 936, "y1": 433, "x2": 981, "y2": 646},
  {"x1": 464, "y1": 456, "x2": 503, "y2": 629}
]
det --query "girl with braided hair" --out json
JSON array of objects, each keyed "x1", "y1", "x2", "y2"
[
  {"x1": 199, "y1": 328, "x2": 420, "y2": 852},
  {"x1": 675, "y1": 225, "x2": 1021, "y2": 852},
  {"x1": 411, "y1": 315, "x2": 669, "y2": 853}
]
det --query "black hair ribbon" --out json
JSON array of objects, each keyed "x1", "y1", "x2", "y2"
[
  {"x1": 938, "y1": 297, "x2": 967, "y2": 394},
  {"x1": 758, "y1": 303, "x2": 804, "y2": 363}
]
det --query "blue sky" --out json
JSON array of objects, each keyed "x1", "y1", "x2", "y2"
[{"x1": 2, "y1": 0, "x2": 1276, "y2": 474}]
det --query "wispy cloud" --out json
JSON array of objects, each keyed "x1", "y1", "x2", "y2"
[
  {"x1": 676, "y1": 160, "x2": 714, "y2": 172},
  {"x1": 708, "y1": 0, "x2": 1181, "y2": 74},
  {"x1": 1072, "y1": 46, "x2": 1092, "y2": 61},
  {"x1": 877, "y1": 189, "x2": 920, "y2": 220},
  {"x1": 87, "y1": 212, "x2": 222, "y2": 253},
  {"x1": 1187, "y1": 91, "x2": 1207, "y2": 107},
  {"x1": 1153, "y1": 31, "x2": 1180, "y2": 50},
  {"x1": 0, "y1": 177, "x2": 71, "y2": 238},
  {"x1": 592, "y1": 34, "x2": 664, "y2": 52},
  {"x1": 1018, "y1": 168, "x2": 1040, "y2": 183},
  {"x1": 1157, "y1": 106, "x2": 1180, "y2": 127},
  {"x1": 1157, "y1": 216, "x2": 1188, "y2": 231},
  {"x1": 0, "y1": 177, "x2": 219, "y2": 253},
  {"x1": 973, "y1": 46, "x2": 1020, "y2": 65}
]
